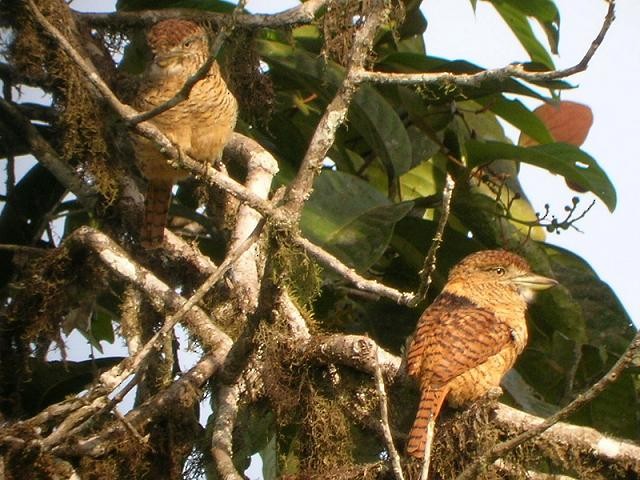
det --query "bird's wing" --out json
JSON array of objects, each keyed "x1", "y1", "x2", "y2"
[{"x1": 406, "y1": 293, "x2": 513, "y2": 384}]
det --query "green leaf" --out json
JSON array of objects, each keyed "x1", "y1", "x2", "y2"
[
  {"x1": 477, "y1": 95, "x2": 554, "y2": 144},
  {"x1": 470, "y1": 173, "x2": 547, "y2": 241},
  {"x1": 545, "y1": 245, "x2": 636, "y2": 353},
  {"x1": 539, "y1": 20, "x2": 560, "y2": 56},
  {"x1": 229, "y1": 405, "x2": 275, "y2": 477},
  {"x1": 466, "y1": 140, "x2": 617, "y2": 211},
  {"x1": 453, "y1": 102, "x2": 547, "y2": 240},
  {"x1": 257, "y1": 37, "x2": 330, "y2": 91},
  {"x1": 565, "y1": 344, "x2": 639, "y2": 439},
  {"x1": 579, "y1": 368, "x2": 639, "y2": 439},
  {"x1": 492, "y1": 2, "x2": 555, "y2": 69},
  {"x1": 91, "y1": 308, "x2": 115, "y2": 344},
  {"x1": 501, "y1": 0, "x2": 559, "y2": 22},
  {"x1": 261, "y1": 435, "x2": 278, "y2": 480},
  {"x1": 399, "y1": 149, "x2": 446, "y2": 204},
  {"x1": 395, "y1": 35, "x2": 427, "y2": 54},
  {"x1": 389, "y1": 216, "x2": 483, "y2": 292},
  {"x1": 517, "y1": 244, "x2": 639, "y2": 431},
  {"x1": 300, "y1": 171, "x2": 412, "y2": 272},
  {"x1": 458, "y1": 100, "x2": 510, "y2": 142},
  {"x1": 397, "y1": 86, "x2": 455, "y2": 133},
  {"x1": 499, "y1": 0, "x2": 560, "y2": 53},
  {"x1": 406, "y1": 125, "x2": 443, "y2": 169},
  {"x1": 292, "y1": 25, "x2": 323, "y2": 54},
  {"x1": 351, "y1": 84, "x2": 413, "y2": 178},
  {"x1": 397, "y1": 2, "x2": 428, "y2": 40}
]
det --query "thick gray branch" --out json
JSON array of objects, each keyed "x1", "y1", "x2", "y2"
[{"x1": 494, "y1": 404, "x2": 640, "y2": 472}]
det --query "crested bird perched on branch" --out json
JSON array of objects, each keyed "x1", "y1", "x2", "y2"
[
  {"x1": 133, "y1": 19, "x2": 238, "y2": 248},
  {"x1": 405, "y1": 250, "x2": 558, "y2": 472}
]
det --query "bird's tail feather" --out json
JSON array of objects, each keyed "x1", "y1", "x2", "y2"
[
  {"x1": 406, "y1": 385, "x2": 449, "y2": 459},
  {"x1": 141, "y1": 181, "x2": 173, "y2": 249}
]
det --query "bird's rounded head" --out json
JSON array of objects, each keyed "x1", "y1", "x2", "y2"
[
  {"x1": 147, "y1": 19, "x2": 208, "y2": 70},
  {"x1": 447, "y1": 249, "x2": 558, "y2": 303}
]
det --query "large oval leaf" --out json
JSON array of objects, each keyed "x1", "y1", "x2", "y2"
[
  {"x1": 466, "y1": 140, "x2": 617, "y2": 211},
  {"x1": 491, "y1": 1, "x2": 555, "y2": 68},
  {"x1": 351, "y1": 84, "x2": 413, "y2": 178},
  {"x1": 478, "y1": 94, "x2": 554, "y2": 145},
  {"x1": 519, "y1": 101, "x2": 593, "y2": 147},
  {"x1": 521, "y1": 244, "x2": 638, "y2": 438},
  {"x1": 300, "y1": 171, "x2": 412, "y2": 272}
]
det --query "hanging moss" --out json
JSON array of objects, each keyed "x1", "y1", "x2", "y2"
[
  {"x1": 8, "y1": 245, "x2": 106, "y2": 343},
  {"x1": 272, "y1": 238, "x2": 323, "y2": 317},
  {"x1": 222, "y1": 29, "x2": 274, "y2": 126},
  {"x1": 7, "y1": 0, "x2": 122, "y2": 203}
]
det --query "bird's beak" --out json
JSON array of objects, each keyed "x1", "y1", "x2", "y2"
[
  {"x1": 153, "y1": 52, "x2": 181, "y2": 67},
  {"x1": 512, "y1": 274, "x2": 558, "y2": 291}
]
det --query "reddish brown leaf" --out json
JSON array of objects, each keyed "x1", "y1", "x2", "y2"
[{"x1": 519, "y1": 101, "x2": 593, "y2": 147}]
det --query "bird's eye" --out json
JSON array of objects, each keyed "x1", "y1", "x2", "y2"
[
  {"x1": 183, "y1": 40, "x2": 193, "y2": 48},
  {"x1": 494, "y1": 267, "x2": 506, "y2": 276}
]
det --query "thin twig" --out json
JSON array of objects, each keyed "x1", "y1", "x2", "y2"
[
  {"x1": 295, "y1": 235, "x2": 414, "y2": 305},
  {"x1": 412, "y1": 174, "x2": 455, "y2": 306},
  {"x1": 354, "y1": 1, "x2": 615, "y2": 86},
  {"x1": 374, "y1": 347, "x2": 405, "y2": 480},
  {"x1": 52, "y1": 354, "x2": 227, "y2": 458},
  {"x1": 455, "y1": 329, "x2": 640, "y2": 480}
]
